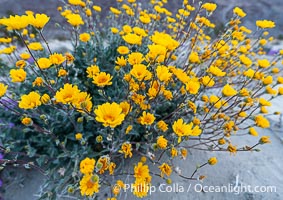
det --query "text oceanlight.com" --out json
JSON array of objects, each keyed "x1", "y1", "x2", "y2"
[{"x1": 117, "y1": 183, "x2": 277, "y2": 195}]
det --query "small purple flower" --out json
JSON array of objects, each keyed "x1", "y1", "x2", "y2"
[
  {"x1": 0, "y1": 153, "x2": 3, "y2": 160},
  {"x1": 0, "y1": 179, "x2": 2, "y2": 187},
  {"x1": 268, "y1": 49, "x2": 278, "y2": 56},
  {"x1": 27, "y1": 57, "x2": 35, "y2": 64}
]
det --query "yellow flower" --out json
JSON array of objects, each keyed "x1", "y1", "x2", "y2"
[
  {"x1": 156, "y1": 65, "x2": 172, "y2": 82},
  {"x1": 172, "y1": 119, "x2": 193, "y2": 142},
  {"x1": 227, "y1": 143, "x2": 237, "y2": 155},
  {"x1": 110, "y1": 7, "x2": 122, "y2": 15},
  {"x1": 66, "y1": 13, "x2": 84, "y2": 27},
  {"x1": 19, "y1": 91, "x2": 41, "y2": 109},
  {"x1": 159, "y1": 163, "x2": 172, "y2": 177},
  {"x1": 49, "y1": 53, "x2": 65, "y2": 65},
  {"x1": 16, "y1": 60, "x2": 26, "y2": 68},
  {"x1": 279, "y1": 87, "x2": 283, "y2": 95},
  {"x1": 157, "y1": 136, "x2": 168, "y2": 149},
  {"x1": 120, "y1": 142, "x2": 132, "y2": 158},
  {"x1": 111, "y1": 27, "x2": 119, "y2": 34},
  {"x1": 208, "y1": 157, "x2": 217, "y2": 165},
  {"x1": 79, "y1": 33, "x2": 91, "y2": 42},
  {"x1": 157, "y1": 120, "x2": 168, "y2": 132},
  {"x1": 80, "y1": 174, "x2": 100, "y2": 196},
  {"x1": 80, "y1": 157, "x2": 96, "y2": 175},
  {"x1": 75, "y1": 133, "x2": 83, "y2": 140},
  {"x1": 185, "y1": 78, "x2": 200, "y2": 95},
  {"x1": 92, "y1": 72, "x2": 113, "y2": 87},
  {"x1": 222, "y1": 84, "x2": 237, "y2": 96},
  {"x1": 109, "y1": 162, "x2": 116, "y2": 175},
  {"x1": 180, "y1": 148, "x2": 187, "y2": 159},
  {"x1": 171, "y1": 147, "x2": 178, "y2": 158},
  {"x1": 117, "y1": 46, "x2": 129, "y2": 54},
  {"x1": 86, "y1": 65, "x2": 100, "y2": 78},
  {"x1": 262, "y1": 76, "x2": 273, "y2": 85},
  {"x1": 32, "y1": 77, "x2": 44, "y2": 87},
  {"x1": 134, "y1": 162, "x2": 151, "y2": 183},
  {"x1": 94, "y1": 102, "x2": 125, "y2": 128},
  {"x1": 259, "y1": 98, "x2": 271, "y2": 106},
  {"x1": 55, "y1": 83, "x2": 81, "y2": 104},
  {"x1": 21, "y1": 117, "x2": 33, "y2": 126},
  {"x1": 29, "y1": 13, "x2": 50, "y2": 29},
  {"x1": 37, "y1": 57, "x2": 52, "y2": 69},
  {"x1": 201, "y1": 76, "x2": 215, "y2": 87},
  {"x1": 128, "y1": 52, "x2": 144, "y2": 65},
  {"x1": 58, "y1": 69, "x2": 67, "y2": 77},
  {"x1": 28, "y1": 42, "x2": 44, "y2": 51},
  {"x1": 218, "y1": 138, "x2": 226, "y2": 145},
  {"x1": 41, "y1": 94, "x2": 50, "y2": 104},
  {"x1": 119, "y1": 101, "x2": 131, "y2": 115},
  {"x1": 233, "y1": 7, "x2": 246, "y2": 17},
  {"x1": 254, "y1": 115, "x2": 270, "y2": 128},
  {"x1": 239, "y1": 55, "x2": 252, "y2": 67},
  {"x1": 132, "y1": 181, "x2": 150, "y2": 198},
  {"x1": 115, "y1": 56, "x2": 127, "y2": 67},
  {"x1": 243, "y1": 69, "x2": 255, "y2": 78},
  {"x1": 256, "y1": 20, "x2": 275, "y2": 29},
  {"x1": 249, "y1": 127, "x2": 258, "y2": 136},
  {"x1": 258, "y1": 59, "x2": 270, "y2": 68},
  {"x1": 0, "y1": 83, "x2": 8, "y2": 98},
  {"x1": 0, "y1": 15, "x2": 29, "y2": 30},
  {"x1": 93, "y1": 5, "x2": 102, "y2": 12},
  {"x1": 207, "y1": 65, "x2": 226, "y2": 76},
  {"x1": 202, "y1": 3, "x2": 217, "y2": 12},
  {"x1": 259, "y1": 136, "x2": 271, "y2": 144},
  {"x1": 96, "y1": 156, "x2": 110, "y2": 174},
  {"x1": 188, "y1": 100, "x2": 197, "y2": 113},
  {"x1": 122, "y1": 33, "x2": 142, "y2": 45},
  {"x1": 130, "y1": 64, "x2": 152, "y2": 82},
  {"x1": 10, "y1": 69, "x2": 26, "y2": 82},
  {"x1": 138, "y1": 111, "x2": 155, "y2": 125},
  {"x1": 20, "y1": 52, "x2": 30, "y2": 60},
  {"x1": 74, "y1": 92, "x2": 93, "y2": 112}
]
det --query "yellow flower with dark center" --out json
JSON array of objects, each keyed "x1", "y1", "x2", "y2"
[
  {"x1": 79, "y1": 174, "x2": 100, "y2": 196},
  {"x1": 254, "y1": 115, "x2": 270, "y2": 128},
  {"x1": 66, "y1": 13, "x2": 84, "y2": 27},
  {"x1": 10, "y1": 69, "x2": 26, "y2": 82},
  {"x1": 32, "y1": 77, "x2": 44, "y2": 87},
  {"x1": 19, "y1": 91, "x2": 41, "y2": 109},
  {"x1": 159, "y1": 163, "x2": 172, "y2": 177},
  {"x1": 21, "y1": 117, "x2": 33, "y2": 126},
  {"x1": 28, "y1": 42, "x2": 44, "y2": 51},
  {"x1": 37, "y1": 57, "x2": 52, "y2": 69},
  {"x1": 256, "y1": 20, "x2": 275, "y2": 29},
  {"x1": 49, "y1": 53, "x2": 66, "y2": 65},
  {"x1": 259, "y1": 136, "x2": 271, "y2": 144},
  {"x1": 208, "y1": 157, "x2": 217, "y2": 165},
  {"x1": 157, "y1": 136, "x2": 167, "y2": 149},
  {"x1": 222, "y1": 84, "x2": 237, "y2": 96},
  {"x1": 120, "y1": 142, "x2": 132, "y2": 158},
  {"x1": 29, "y1": 13, "x2": 50, "y2": 29},
  {"x1": 172, "y1": 119, "x2": 193, "y2": 143},
  {"x1": 117, "y1": 46, "x2": 129, "y2": 54},
  {"x1": 80, "y1": 157, "x2": 96, "y2": 175},
  {"x1": 138, "y1": 111, "x2": 155, "y2": 125},
  {"x1": 94, "y1": 102, "x2": 125, "y2": 128},
  {"x1": 0, "y1": 83, "x2": 8, "y2": 98},
  {"x1": 92, "y1": 72, "x2": 113, "y2": 87},
  {"x1": 130, "y1": 64, "x2": 152, "y2": 82},
  {"x1": 122, "y1": 33, "x2": 142, "y2": 45},
  {"x1": 79, "y1": 33, "x2": 91, "y2": 42},
  {"x1": 55, "y1": 83, "x2": 81, "y2": 104},
  {"x1": 157, "y1": 120, "x2": 168, "y2": 132}
]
